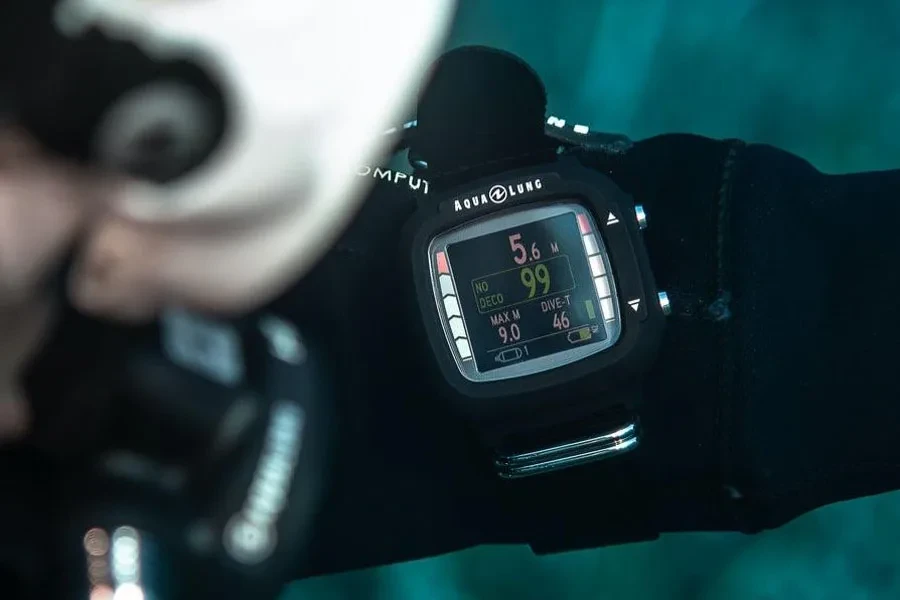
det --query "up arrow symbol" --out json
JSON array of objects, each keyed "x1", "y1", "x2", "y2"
[{"x1": 606, "y1": 212, "x2": 620, "y2": 225}]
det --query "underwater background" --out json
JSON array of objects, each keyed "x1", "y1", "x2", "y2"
[{"x1": 286, "y1": 1, "x2": 900, "y2": 598}]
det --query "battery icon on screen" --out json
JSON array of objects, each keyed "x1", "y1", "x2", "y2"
[
  {"x1": 567, "y1": 327, "x2": 593, "y2": 345},
  {"x1": 495, "y1": 347, "x2": 524, "y2": 363}
]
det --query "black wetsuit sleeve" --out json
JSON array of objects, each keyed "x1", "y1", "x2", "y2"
[
  {"x1": 294, "y1": 135, "x2": 900, "y2": 577},
  {"x1": 724, "y1": 142, "x2": 900, "y2": 530},
  {"x1": 579, "y1": 135, "x2": 900, "y2": 537}
]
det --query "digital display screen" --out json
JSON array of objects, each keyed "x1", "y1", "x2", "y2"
[{"x1": 433, "y1": 204, "x2": 620, "y2": 379}]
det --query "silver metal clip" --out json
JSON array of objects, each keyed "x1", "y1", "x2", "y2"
[{"x1": 494, "y1": 421, "x2": 640, "y2": 479}]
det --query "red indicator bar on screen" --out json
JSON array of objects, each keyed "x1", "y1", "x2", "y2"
[
  {"x1": 436, "y1": 251, "x2": 450, "y2": 274},
  {"x1": 577, "y1": 213, "x2": 592, "y2": 234}
]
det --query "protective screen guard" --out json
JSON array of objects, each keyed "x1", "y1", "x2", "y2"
[
  {"x1": 429, "y1": 203, "x2": 621, "y2": 383},
  {"x1": 409, "y1": 156, "x2": 665, "y2": 416}
]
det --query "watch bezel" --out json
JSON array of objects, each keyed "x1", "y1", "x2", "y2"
[{"x1": 406, "y1": 157, "x2": 665, "y2": 422}]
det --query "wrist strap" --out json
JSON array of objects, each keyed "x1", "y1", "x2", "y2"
[
  {"x1": 484, "y1": 383, "x2": 659, "y2": 553},
  {"x1": 514, "y1": 450, "x2": 658, "y2": 554}
]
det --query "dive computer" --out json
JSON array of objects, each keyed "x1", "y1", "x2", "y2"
[
  {"x1": 402, "y1": 46, "x2": 670, "y2": 479},
  {"x1": 405, "y1": 155, "x2": 670, "y2": 478}
]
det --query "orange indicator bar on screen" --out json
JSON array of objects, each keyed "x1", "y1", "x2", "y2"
[
  {"x1": 577, "y1": 213, "x2": 592, "y2": 234},
  {"x1": 436, "y1": 251, "x2": 450, "y2": 274}
]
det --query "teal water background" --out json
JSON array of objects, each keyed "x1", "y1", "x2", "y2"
[{"x1": 287, "y1": 1, "x2": 900, "y2": 597}]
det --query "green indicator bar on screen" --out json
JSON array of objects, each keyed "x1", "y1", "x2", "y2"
[{"x1": 585, "y1": 299, "x2": 596, "y2": 320}]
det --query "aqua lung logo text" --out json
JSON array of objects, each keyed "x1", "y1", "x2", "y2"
[
  {"x1": 357, "y1": 165, "x2": 429, "y2": 194},
  {"x1": 454, "y1": 178, "x2": 543, "y2": 213}
]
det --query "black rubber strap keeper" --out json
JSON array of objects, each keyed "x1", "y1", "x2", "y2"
[{"x1": 493, "y1": 384, "x2": 658, "y2": 554}]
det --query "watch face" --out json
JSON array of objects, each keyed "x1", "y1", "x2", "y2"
[{"x1": 428, "y1": 203, "x2": 622, "y2": 382}]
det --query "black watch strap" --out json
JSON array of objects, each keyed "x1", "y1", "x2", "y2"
[
  {"x1": 483, "y1": 383, "x2": 659, "y2": 553},
  {"x1": 514, "y1": 448, "x2": 658, "y2": 554}
]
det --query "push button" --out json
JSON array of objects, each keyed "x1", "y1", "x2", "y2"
[
  {"x1": 657, "y1": 291, "x2": 672, "y2": 316},
  {"x1": 635, "y1": 205, "x2": 648, "y2": 230}
]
